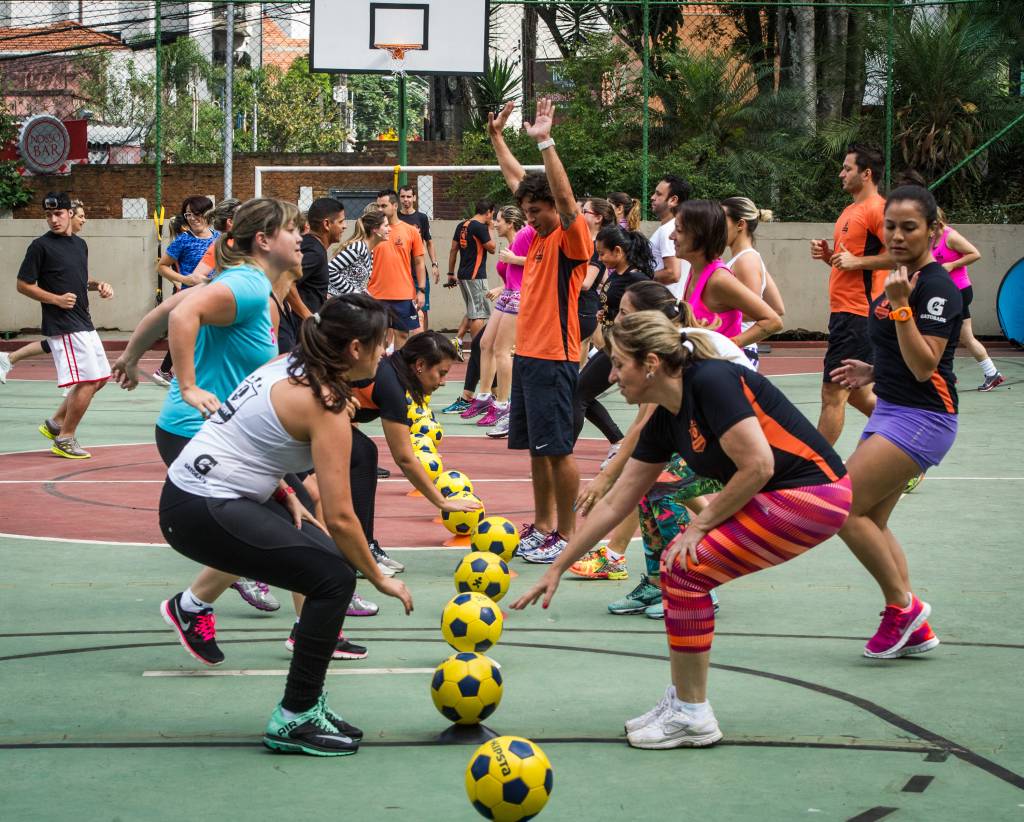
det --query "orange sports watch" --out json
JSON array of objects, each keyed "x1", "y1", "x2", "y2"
[{"x1": 889, "y1": 306, "x2": 913, "y2": 322}]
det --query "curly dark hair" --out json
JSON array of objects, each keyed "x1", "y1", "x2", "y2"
[
  {"x1": 390, "y1": 331, "x2": 460, "y2": 405},
  {"x1": 288, "y1": 294, "x2": 389, "y2": 413},
  {"x1": 514, "y1": 172, "x2": 555, "y2": 207}
]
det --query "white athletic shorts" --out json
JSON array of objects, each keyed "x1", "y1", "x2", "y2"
[{"x1": 48, "y1": 330, "x2": 112, "y2": 388}]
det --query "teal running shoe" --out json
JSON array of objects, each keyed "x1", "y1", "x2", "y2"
[
  {"x1": 608, "y1": 575, "x2": 662, "y2": 615},
  {"x1": 263, "y1": 702, "x2": 359, "y2": 756}
]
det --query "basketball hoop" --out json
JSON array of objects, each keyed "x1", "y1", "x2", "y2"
[{"x1": 375, "y1": 43, "x2": 422, "y2": 77}]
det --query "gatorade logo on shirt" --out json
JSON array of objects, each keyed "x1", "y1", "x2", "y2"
[{"x1": 924, "y1": 297, "x2": 948, "y2": 320}]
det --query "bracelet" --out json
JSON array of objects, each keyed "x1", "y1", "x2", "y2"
[
  {"x1": 447, "y1": 272, "x2": 456, "y2": 278},
  {"x1": 416, "y1": 286, "x2": 426, "y2": 293},
  {"x1": 431, "y1": 261, "x2": 439, "y2": 267},
  {"x1": 536, "y1": 138, "x2": 556, "y2": 151},
  {"x1": 273, "y1": 486, "x2": 295, "y2": 503}
]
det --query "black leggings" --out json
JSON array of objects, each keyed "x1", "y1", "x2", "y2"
[
  {"x1": 463, "y1": 329, "x2": 484, "y2": 394},
  {"x1": 160, "y1": 481, "x2": 355, "y2": 713},
  {"x1": 573, "y1": 349, "x2": 624, "y2": 445},
  {"x1": 350, "y1": 427, "x2": 379, "y2": 542}
]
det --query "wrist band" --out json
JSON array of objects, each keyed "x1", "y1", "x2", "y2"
[
  {"x1": 273, "y1": 486, "x2": 295, "y2": 503},
  {"x1": 536, "y1": 138, "x2": 556, "y2": 151}
]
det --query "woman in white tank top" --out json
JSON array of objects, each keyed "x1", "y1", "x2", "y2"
[{"x1": 722, "y1": 197, "x2": 786, "y2": 370}]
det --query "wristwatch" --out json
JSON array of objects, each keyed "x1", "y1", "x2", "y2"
[
  {"x1": 536, "y1": 138, "x2": 556, "y2": 152},
  {"x1": 889, "y1": 306, "x2": 913, "y2": 322},
  {"x1": 431, "y1": 261, "x2": 438, "y2": 268},
  {"x1": 416, "y1": 286, "x2": 426, "y2": 294}
]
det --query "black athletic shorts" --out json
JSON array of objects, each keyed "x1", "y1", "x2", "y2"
[
  {"x1": 509, "y1": 355, "x2": 578, "y2": 457},
  {"x1": 381, "y1": 299, "x2": 420, "y2": 332},
  {"x1": 823, "y1": 311, "x2": 873, "y2": 383},
  {"x1": 578, "y1": 313, "x2": 598, "y2": 343},
  {"x1": 960, "y1": 285, "x2": 973, "y2": 321}
]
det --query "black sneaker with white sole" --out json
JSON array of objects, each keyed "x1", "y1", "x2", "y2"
[
  {"x1": 285, "y1": 624, "x2": 369, "y2": 660},
  {"x1": 160, "y1": 593, "x2": 225, "y2": 666},
  {"x1": 370, "y1": 539, "x2": 405, "y2": 573},
  {"x1": 318, "y1": 693, "x2": 364, "y2": 741}
]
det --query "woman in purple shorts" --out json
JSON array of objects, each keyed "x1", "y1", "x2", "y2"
[
  {"x1": 832, "y1": 184, "x2": 962, "y2": 660},
  {"x1": 477, "y1": 206, "x2": 532, "y2": 437}
]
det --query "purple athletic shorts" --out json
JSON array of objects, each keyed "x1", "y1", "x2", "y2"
[
  {"x1": 861, "y1": 397, "x2": 958, "y2": 471},
  {"x1": 494, "y1": 288, "x2": 520, "y2": 315}
]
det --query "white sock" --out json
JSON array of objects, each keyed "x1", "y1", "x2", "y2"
[
  {"x1": 672, "y1": 697, "x2": 711, "y2": 717},
  {"x1": 494, "y1": 400, "x2": 509, "y2": 410},
  {"x1": 606, "y1": 548, "x2": 624, "y2": 562},
  {"x1": 979, "y1": 358, "x2": 997, "y2": 378},
  {"x1": 279, "y1": 706, "x2": 299, "y2": 720},
  {"x1": 475, "y1": 392, "x2": 492, "y2": 401},
  {"x1": 180, "y1": 588, "x2": 214, "y2": 614}
]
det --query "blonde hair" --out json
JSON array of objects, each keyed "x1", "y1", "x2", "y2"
[
  {"x1": 339, "y1": 209, "x2": 388, "y2": 253},
  {"x1": 721, "y1": 196, "x2": 773, "y2": 243},
  {"x1": 608, "y1": 192, "x2": 641, "y2": 231},
  {"x1": 214, "y1": 198, "x2": 299, "y2": 271},
  {"x1": 605, "y1": 310, "x2": 720, "y2": 373},
  {"x1": 497, "y1": 205, "x2": 525, "y2": 232}
]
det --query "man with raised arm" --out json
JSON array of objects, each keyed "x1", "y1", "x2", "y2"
[{"x1": 487, "y1": 98, "x2": 591, "y2": 563}]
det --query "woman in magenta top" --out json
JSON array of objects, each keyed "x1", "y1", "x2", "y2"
[
  {"x1": 673, "y1": 200, "x2": 782, "y2": 348},
  {"x1": 931, "y1": 212, "x2": 1003, "y2": 391},
  {"x1": 476, "y1": 206, "x2": 533, "y2": 436}
]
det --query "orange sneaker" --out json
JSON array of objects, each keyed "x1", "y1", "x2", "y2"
[{"x1": 895, "y1": 620, "x2": 940, "y2": 657}]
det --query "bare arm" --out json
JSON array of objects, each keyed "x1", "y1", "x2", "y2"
[
  {"x1": 166, "y1": 283, "x2": 238, "y2": 415},
  {"x1": 526, "y1": 98, "x2": 577, "y2": 220},
  {"x1": 16, "y1": 279, "x2": 73, "y2": 308},
  {"x1": 575, "y1": 403, "x2": 656, "y2": 516},
  {"x1": 762, "y1": 271, "x2": 786, "y2": 318},
  {"x1": 427, "y1": 239, "x2": 439, "y2": 283},
  {"x1": 156, "y1": 252, "x2": 187, "y2": 286},
  {"x1": 654, "y1": 256, "x2": 680, "y2": 286},
  {"x1": 706, "y1": 270, "x2": 783, "y2": 348},
  {"x1": 448, "y1": 240, "x2": 458, "y2": 277},
  {"x1": 487, "y1": 102, "x2": 527, "y2": 194},
  {"x1": 286, "y1": 283, "x2": 312, "y2": 320},
  {"x1": 581, "y1": 262, "x2": 601, "y2": 292},
  {"x1": 111, "y1": 286, "x2": 202, "y2": 389},
  {"x1": 383, "y1": 419, "x2": 447, "y2": 506},
  {"x1": 884, "y1": 268, "x2": 947, "y2": 382},
  {"x1": 944, "y1": 228, "x2": 981, "y2": 270}
]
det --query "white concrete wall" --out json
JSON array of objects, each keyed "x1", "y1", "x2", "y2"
[{"x1": 2, "y1": 219, "x2": 1021, "y2": 336}]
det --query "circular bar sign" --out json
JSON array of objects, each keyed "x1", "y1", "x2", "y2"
[{"x1": 18, "y1": 115, "x2": 71, "y2": 174}]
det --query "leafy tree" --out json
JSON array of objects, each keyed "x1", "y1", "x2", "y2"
[
  {"x1": 347, "y1": 73, "x2": 428, "y2": 143},
  {"x1": 0, "y1": 101, "x2": 31, "y2": 210}
]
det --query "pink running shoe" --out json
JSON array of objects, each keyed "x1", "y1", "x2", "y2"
[
  {"x1": 477, "y1": 403, "x2": 505, "y2": 427},
  {"x1": 460, "y1": 397, "x2": 491, "y2": 420},
  {"x1": 895, "y1": 621, "x2": 940, "y2": 657},
  {"x1": 864, "y1": 594, "x2": 930, "y2": 659}
]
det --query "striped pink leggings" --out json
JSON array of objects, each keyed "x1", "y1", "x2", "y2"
[{"x1": 659, "y1": 476, "x2": 852, "y2": 654}]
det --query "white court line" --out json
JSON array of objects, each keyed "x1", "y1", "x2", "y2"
[
  {"x1": 0, "y1": 531, "x2": 470, "y2": 550},
  {"x1": 143, "y1": 668, "x2": 435, "y2": 677}
]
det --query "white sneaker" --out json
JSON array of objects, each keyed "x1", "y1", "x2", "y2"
[
  {"x1": 624, "y1": 684, "x2": 675, "y2": 734},
  {"x1": 0, "y1": 351, "x2": 10, "y2": 384},
  {"x1": 627, "y1": 702, "x2": 723, "y2": 749},
  {"x1": 356, "y1": 560, "x2": 395, "y2": 578}
]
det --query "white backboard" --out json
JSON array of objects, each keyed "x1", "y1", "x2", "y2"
[{"x1": 310, "y1": 0, "x2": 490, "y2": 76}]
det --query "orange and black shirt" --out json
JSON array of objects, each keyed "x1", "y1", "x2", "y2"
[
  {"x1": 453, "y1": 218, "x2": 491, "y2": 280},
  {"x1": 829, "y1": 193, "x2": 889, "y2": 316},
  {"x1": 350, "y1": 357, "x2": 409, "y2": 425},
  {"x1": 868, "y1": 262, "x2": 962, "y2": 414},
  {"x1": 516, "y1": 213, "x2": 592, "y2": 362},
  {"x1": 633, "y1": 360, "x2": 846, "y2": 491}
]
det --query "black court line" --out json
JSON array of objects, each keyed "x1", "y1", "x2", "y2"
[
  {"x1": 41, "y1": 459, "x2": 162, "y2": 513},
  {"x1": 2, "y1": 635, "x2": 1022, "y2": 793},
  {"x1": 847, "y1": 808, "x2": 898, "y2": 822},
  {"x1": 901, "y1": 775, "x2": 934, "y2": 793},
  {"x1": 2, "y1": 627, "x2": 1022, "y2": 651}
]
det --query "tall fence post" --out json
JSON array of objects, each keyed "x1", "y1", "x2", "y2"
[
  {"x1": 154, "y1": 0, "x2": 163, "y2": 214},
  {"x1": 224, "y1": 0, "x2": 235, "y2": 199},
  {"x1": 641, "y1": 0, "x2": 651, "y2": 220},
  {"x1": 884, "y1": 0, "x2": 895, "y2": 190}
]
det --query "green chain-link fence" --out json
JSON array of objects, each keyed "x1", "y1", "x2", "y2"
[{"x1": 0, "y1": 1, "x2": 1020, "y2": 221}]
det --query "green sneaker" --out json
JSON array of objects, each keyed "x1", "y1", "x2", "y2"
[
  {"x1": 608, "y1": 575, "x2": 662, "y2": 615},
  {"x1": 38, "y1": 418, "x2": 60, "y2": 441},
  {"x1": 263, "y1": 702, "x2": 359, "y2": 756},
  {"x1": 317, "y1": 692, "x2": 363, "y2": 741},
  {"x1": 644, "y1": 601, "x2": 664, "y2": 619}
]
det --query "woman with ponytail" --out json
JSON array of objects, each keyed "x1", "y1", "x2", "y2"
[
  {"x1": 608, "y1": 191, "x2": 641, "y2": 231},
  {"x1": 514, "y1": 308, "x2": 851, "y2": 750},
  {"x1": 576, "y1": 198, "x2": 618, "y2": 367},
  {"x1": 327, "y1": 210, "x2": 391, "y2": 297},
  {"x1": 160, "y1": 294, "x2": 414, "y2": 756}
]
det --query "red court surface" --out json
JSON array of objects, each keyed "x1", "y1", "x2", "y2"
[{"x1": 0, "y1": 438, "x2": 611, "y2": 547}]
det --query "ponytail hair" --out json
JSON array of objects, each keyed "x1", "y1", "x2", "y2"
[
  {"x1": 721, "y1": 196, "x2": 772, "y2": 243},
  {"x1": 596, "y1": 225, "x2": 655, "y2": 277},
  {"x1": 390, "y1": 330, "x2": 459, "y2": 405},
  {"x1": 622, "y1": 280, "x2": 699, "y2": 328},
  {"x1": 497, "y1": 204, "x2": 525, "y2": 232},
  {"x1": 288, "y1": 294, "x2": 389, "y2": 413},
  {"x1": 340, "y1": 209, "x2": 388, "y2": 252},
  {"x1": 206, "y1": 197, "x2": 241, "y2": 232},
  {"x1": 214, "y1": 198, "x2": 300, "y2": 272},
  {"x1": 605, "y1": 310, "x2": 720, "y2": 374},
  {"x1": 608, "y1": 192, "x2": 641, "y2": 231}
]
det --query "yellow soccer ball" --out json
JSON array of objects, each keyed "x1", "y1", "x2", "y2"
[
  {"x1": 471, "y1": 516, "x2": 519, "y2": 562},
  {"x1": 412, "y1": 434, "x2": 438, "y2": 456},
  {"x1": 466, "y1": 736, "x2": 553, "y2": 822},
  {"x1": 416, "y1": 451, "x2": 444, "y2": 482},
  {"x1": 441, "y1": 592, "x2": 503, "y2": 653},
  {"x1": 429, "y1": 652, "x2": 503, "y2": 726},
  {"x1": 454, "y1": 551, "x2": 510, "y2": 603},
  {"x1": 411, "y1": 417, "x2": 443, "y2": 445},
  {"x1": 441, "y1": 492, "x2": 485, "y2": 536},
  {"x1": 436, "y1": 470, "x2": 473, "y2": 498}
]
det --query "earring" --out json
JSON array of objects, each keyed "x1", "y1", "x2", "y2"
[{"x1": 645, "y1": 371, "x2": 654, "y2": 380}]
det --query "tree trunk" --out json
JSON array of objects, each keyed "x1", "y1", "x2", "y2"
[
  {"x1": 1011, "y1": 56, "x2": 1022, "y2": 97},
  {"x1": 522, "y1": 5, "x2": 538, "y2": 108},
  {"x1": 841, "y1": 9, "x2": 867, "y2": 118},
  {"x1": 817, "y1": 1, "x2": 848, "y2": 122},
  {"x1": 426, "y1": 76, "x2": 472, "y2": 141},
  {"x1": 793, "y1": 6, "x2": 816, "y2": 133}
]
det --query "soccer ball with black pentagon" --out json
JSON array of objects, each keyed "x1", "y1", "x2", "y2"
[
  {"x1": 416, "y1": 451, "x2": 444, "y2": 482},
  {"x1": 411, "y1": 417, "x2": 443, "y2": 445},
  {"x1": 436, "y1": 469, "x2": 474, "y2": 498},
  {"x1": 441, "y1": 492, "x2": 485, "y2": 536},
  {"x1": 465, "y1": 735, "x2": 553, "y2": 821},
  {"x1": 441, "y1": 592, "x2": 503, "y2": 652},
  {"x1": 429, "y1": 652, "x2": 503, "y2": 725},
  {"x1": 471, "y1": 516, "x2": 519, "y2": 561},
  {"x1": 454, "y1": 551, "x2": 510, "y2": 602}
]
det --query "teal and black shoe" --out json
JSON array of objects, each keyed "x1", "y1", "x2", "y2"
[{"x1": 263, "y1": 702, "x2": 359, "y2": 757}]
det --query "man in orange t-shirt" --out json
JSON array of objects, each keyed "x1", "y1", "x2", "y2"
[
  {"x1": 488, "y1": 98, "x2": 591, "y2": 565},
  {"x1": 810, "y1": 144, "x2": 893, "y2": 444},
  {"x1": 368, "y1": 189, "x2": 426, "y2": 348}
]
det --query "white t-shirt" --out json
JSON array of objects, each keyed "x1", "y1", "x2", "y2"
[
  {"x1": 684, "y1": 326, "x2": 754, "y2": 370},
  {"x1": 649, "y1": 220, "x2": 691, "y2": 299}
]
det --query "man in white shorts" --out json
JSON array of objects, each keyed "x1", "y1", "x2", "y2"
[
  {"x1": 16, "y1": 191, "x2": 114, "y2": 459},
  {"x1": 648, "y1": 174, "x2": 692, "y2": 299}
]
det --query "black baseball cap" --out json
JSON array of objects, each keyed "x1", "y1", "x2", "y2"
[{"x1": 43, "y1": 191, "x2": 72, "y2": 210}]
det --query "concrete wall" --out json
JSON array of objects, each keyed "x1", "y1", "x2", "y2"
[{"x1": 2, "y1": 219, "x2": 1021, "y2": 336}]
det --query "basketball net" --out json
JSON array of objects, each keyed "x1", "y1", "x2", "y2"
[{"x1": 376, "y1": 43, "x2": 421, "y2": 78}]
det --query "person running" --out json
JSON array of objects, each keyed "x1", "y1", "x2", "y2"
[
  {"x1": 487, "y1": 98, "x2": 591, "y2": 564},
  {"x1": 675, "y1": 200, "x2": 783, "y2": 349},
  {"x1": 831, "y1": 185, "x2": 963, "y2": 659},
  {"x1": 649, "y1": 175, "x2": 691, "y2": 297},
  {"x1": 398, "y1": 185, "x2": 440, "y2": 330},
  {"x1": 15, "y1": 191, "x2": 114, "y2": 459},
  {"x1": 811, "y1": 145, "x2": 893, "y2": 445},
  {"x1": 574, "y1": 282, "x2": 748, "y2": 610},
  {"x1": 328, "y1": 210, "x2": 391, "y2": 297},
  {"x1": 722, "y1": 197, "x2": 786, "y2": 369},
  {"x1": 160, "y1": 294, "x2": 413, "y2": 756},
  {"x1": 932, "y1": 210, "x2": 1003, "y2": 391},
  {"x1": 577, "y1": 197, "x2": 616, "y2": 370},
  {"x1": 1, "y1": 199, "x2": 88, "y2": 385},
  {"x1": 153, "y1": 195, "x2": 220, "y2": 386},
  {"x1": 448, "y1": 200, "x2": 498, "y2": 421},
  {"x1": 608, "y1": 191, "x2": 641, "y2": 230},
  {"x1": 368, "y1": 189, "x2": 427, "y2": 347},
  {"x1": 512, "y1": 309, "x2": 852, "y2": 749}
]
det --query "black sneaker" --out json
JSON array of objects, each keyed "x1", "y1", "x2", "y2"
[
  {"x1": 318, "y1": 693, "x2": 364, "y2": 741},
  {"x1": 160, "y1": 593, "x2": 225, "y2": 666},
  {"x1": 285, "y1": 624, "x2": 369, "y2": 661},
  {"x1": 263, "y1": 703, "x2": 359, "y2": 757},
  {"x1": 376, "y1": 466, "x2": 391, "y2": 479}
]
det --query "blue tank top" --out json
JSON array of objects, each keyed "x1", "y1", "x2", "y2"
[{"x1": 156, "y1": 264, "x2": 276, "y2": 438}]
